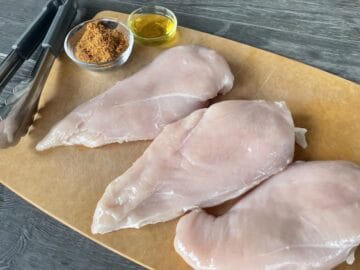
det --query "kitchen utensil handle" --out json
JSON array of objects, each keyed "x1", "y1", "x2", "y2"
[
  {"x1": 42, "y1": 0, "x2": 77, "y2": 57},
  {"x1": 0, "y1": 0, "x2": 59, "y2": 91},
  {"x1": 12, "y1": 0, "x2": 59, "y2": 60}
]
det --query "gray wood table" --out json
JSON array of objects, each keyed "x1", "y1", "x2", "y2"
[{"x1": 0, "y1": 0, "x2": 359, "y2": 269}]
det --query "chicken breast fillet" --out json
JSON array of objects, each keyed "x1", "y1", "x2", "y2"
[
  {"x1": 36, "y1": 45, "x2": 234, "y2": 151},
  {"x1": 91, "y1": 100, "x2": 295, "y2": 234},
  {"x1": 175, "y1": 161, "x2": 360, "y2": 270}
]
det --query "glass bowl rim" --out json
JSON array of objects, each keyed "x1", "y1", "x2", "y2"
[
  {"x1": 127, "y1": 5, "x2": 178, "y2": 42},
  {"x1": 64, "y1": 18, "x2": 134, "y2": 69}
]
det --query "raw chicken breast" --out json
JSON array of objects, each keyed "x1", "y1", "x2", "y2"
[
  {"x1": 91, "y1": 100, "x2": 296, "y2": 234},
  {"x1": 175, "y1": 161, "x2": 360, "y2": 270},
  {"x1": 36, "y1": 45, "x2": 234, "y2": 151}
]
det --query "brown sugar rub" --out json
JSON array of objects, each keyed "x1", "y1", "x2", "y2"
[{"x1": 75, "y1": 21, "x2": 128, "y2": 64}]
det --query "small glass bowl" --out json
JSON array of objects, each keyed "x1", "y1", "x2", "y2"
[
  {"x1": 127, "y1": 5, "x2": 177, "y2": 45},
  {"x1": 64, "y1": 18, "x2": 134, "y2": 71}
]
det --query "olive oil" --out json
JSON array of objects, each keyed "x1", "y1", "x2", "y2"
[{"x1": 129, "y1": 14, "x2": 176, "y2": 45}]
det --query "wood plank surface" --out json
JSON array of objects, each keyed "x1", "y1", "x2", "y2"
[{"x1": 0, "y1": 1, "x2": 359, "y2": 270}]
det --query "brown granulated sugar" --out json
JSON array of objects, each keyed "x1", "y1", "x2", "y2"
[{"x1": 75, "y1": 21, "x2": 128, "y2": 64}]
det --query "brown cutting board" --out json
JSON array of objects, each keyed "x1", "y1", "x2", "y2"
[{"x1": 0, "y1": 11, "x2": 359, "y2": 270}]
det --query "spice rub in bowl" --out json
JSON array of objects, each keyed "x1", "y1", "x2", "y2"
[
  {"x1": 64, "y1": 18, "x2": 134, "y2": 71},
  {"x1": 75, "y1": 21, "x2": 128, "y2": 64}
]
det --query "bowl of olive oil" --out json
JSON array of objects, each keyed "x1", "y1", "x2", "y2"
[{"x1": 127, "y1": 6, "x2": 177, "y2": 46}]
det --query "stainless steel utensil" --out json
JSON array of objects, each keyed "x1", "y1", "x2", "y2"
[{"x1": 0, "y1": 0, "x2": 77, "y2": 148}]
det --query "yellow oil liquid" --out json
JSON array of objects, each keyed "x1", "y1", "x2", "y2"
[{"x1": 129, "y1": 14, "x2": 176, "y2": 45}]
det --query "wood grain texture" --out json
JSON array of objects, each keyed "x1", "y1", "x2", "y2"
[
  {"x1": 0, "y1": 186, "x2": 143, "y2": 270},
  {"x1": 104, "y1": 0, "x2": 360, "y2": 83},
  {"x1": 0, "y1": 0, "x2": 359, "y2": 270}
]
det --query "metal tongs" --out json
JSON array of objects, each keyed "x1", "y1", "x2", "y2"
[{"x1": 0, "y1": 0, "x2": 77, "y2": 148}]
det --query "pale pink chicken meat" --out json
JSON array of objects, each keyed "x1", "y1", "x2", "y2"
[
  {"x1": 36, "y1": 45, "x2": 234, "y2": 151},
  {"x1": 91, "y1": 100, "x2": 296, "y2": 234},
  {"x1": 175, "y1": 161, "x2": 360, "y2": 270}
]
